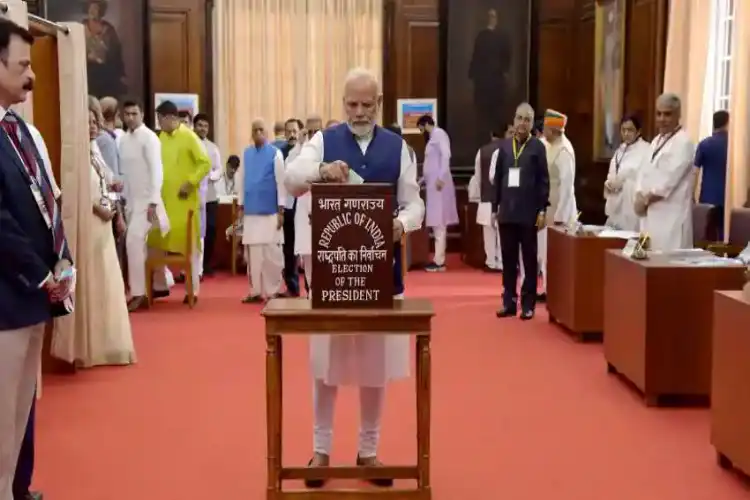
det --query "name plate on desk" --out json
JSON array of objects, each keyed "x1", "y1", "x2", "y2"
[{"x1": 311, "y1": 183, "x2": 394, "y2": 309}]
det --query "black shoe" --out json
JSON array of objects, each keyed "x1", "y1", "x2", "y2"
[
  {"x1": 241, "y1": 294, "x2": 263, "y2": 304},
  {"x1": 356, "y1": 456, "x2": 394, "y2": 487},
  {"x1": 496, "y1": 306, "x2": 517, "y2": 318},
  {"x1": 536, "y1": 293, "x2": 547, "y2": 303},
  {"x1": 424, "y1": 263, "x2": 446, "y2": 273},
  {"x1": 520, "y1": 309, "x2": 534, "y2": 320},
  {"x1": 304, "y1": 455, "x2": 328, "y2": 488},
  {"x1": 174, "y1": 274, "x2": 186, "y2": 284},
  {"x1": 153, "y1": 289, "x2": 170, "y2": 299},
  {"x1": 483, "y1": 265, "x2": 502, "y2": 273}
]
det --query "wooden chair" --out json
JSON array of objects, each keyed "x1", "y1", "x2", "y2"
[
  {"x1": 707, "y1": 207, "x2": 750, "y2": 257},
  {"x1": 145, "y1": 210, "x2": 196, "y2": 308},
  {"x1": 692, "y1": 203, "x2": 719, "y2": 249}
]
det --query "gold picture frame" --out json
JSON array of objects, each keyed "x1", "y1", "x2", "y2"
[{"x1": 593, "y1": 0, "x2": 627, "y2": 160}]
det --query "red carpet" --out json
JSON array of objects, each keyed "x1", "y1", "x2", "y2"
[{"x1": 34, "y1": 262, "x2": 750, "y2": 499}]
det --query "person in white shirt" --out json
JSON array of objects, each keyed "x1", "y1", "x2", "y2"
[
  {"x1": 119, "y1": 100, "x2": 170, "y2": 312},
  {"x1": 193, "y1": 113, "x2": 223, "y2": 275},
  {"x1": 635, "y1": 93, "x2": 696, "y2": 251},
  {"x1": 537, "y1": 109, "x2": 577, "y2": 298},
  {"x1": 236, "y1": 119, "x2": 286, "y2": 302},
  {"x1": 284, "y1": 67, "x2": 425, "y2": 487},
  {"x1": 604, "y1": 114, "x2": 650, "y2": 231}
]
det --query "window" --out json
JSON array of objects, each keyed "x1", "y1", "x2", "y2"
[{"x1": 712, "y1": 0, "x2": 735, "y2": 112}]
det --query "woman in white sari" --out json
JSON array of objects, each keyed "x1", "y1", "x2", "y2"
[
  {"x1": 604, "y1": 115, "x2": 651, "y2": 231},
  {"x1": 80, "y1": 104, "x2": 136, "y2": 367}
]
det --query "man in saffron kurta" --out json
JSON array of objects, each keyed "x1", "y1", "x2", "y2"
[
  {"x1": 148, "y1": 100, "x2": 211, "y2": 302},
  {"x1": 285, "y1": 68, "x2": 424, "y2": 488}
]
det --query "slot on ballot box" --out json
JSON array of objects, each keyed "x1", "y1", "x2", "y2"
[{"x1": 311, "y1": 183, "x2": 395, "y2": 309}]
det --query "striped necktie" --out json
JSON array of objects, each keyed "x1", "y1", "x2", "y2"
[{"x1": 2, "y1": 112, "x2": 67, "y2": 258}]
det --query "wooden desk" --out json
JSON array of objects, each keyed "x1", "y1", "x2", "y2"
[
  {"x1": 213, "y1": 200, "x2": 241, "y2": 273},
  {"x1": 461, "y1": 203, "x2": 485, "y2": 268},
  {"x1": 711, "y1": 290, "x2": 750, "y2": 475},
  {"x1": 547, "y1": 227, "x2": 628, "y2": 341},
  {"x1": 261, "y1": 298, "x2": 435, "y2": 500},
  {"x1": 603, "y1": 251, "x2": 745, "y2": 406}
]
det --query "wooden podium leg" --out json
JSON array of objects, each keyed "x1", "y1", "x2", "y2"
[
  {"x1": 266, "y1": 334, "x2": 282, "y2": 499},
  {"x1": 416, "y1": 335, "x2": 431, "y2": 496}
]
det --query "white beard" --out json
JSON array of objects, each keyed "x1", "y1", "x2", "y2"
[{"x1": 348, "y1": 122, "x2": 373, "y2": 138}]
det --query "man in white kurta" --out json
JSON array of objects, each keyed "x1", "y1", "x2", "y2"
[
  {"x1": 537, "y1": 109, "x2": 577, "y2": 297},
  {"x1": 119, "y1": 101, "x2": 170, "y2": 310},
  {"x1": 236, "y1": 119, "x2": 286, "y2": 302},
  {"x1": 635, "y1": 93, "x2": 696, "y2": 251},
  {"x1": 193, "y1": 114, "x2": 223, "y2": 276},
  {"x1": 472, "y1": 129, "x2": 507, "y2": 271},
  {"x1": 284, "y1": 68, "x2": 424, "y2": 487}
]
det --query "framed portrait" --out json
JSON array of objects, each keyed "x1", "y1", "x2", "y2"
[
  {"x1": 442, "y1": 0, "x2": 532, "y2": 166},
  {"x1": 594, "y1": 0, "x2": 627, "y2": 160},
  {"x1": 154, "y1": 93, "x2": 200, "y2": 125},
  {"x1": 397, "y1": 98, "x2": 438, "y2": 135},
  {"x1": 45, "y1": 0, "x2": 149, "y2": 111}
]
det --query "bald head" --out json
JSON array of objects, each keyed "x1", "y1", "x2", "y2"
[
  {"x1": 342, "y1": 67, "x2": 382, "y2": 137},
  {"x1": 251, "y1": 118, "x2": 267, "y2": 147},
  {"x1": 100, "y1": 96, "x2": 118, "y2": 123}
]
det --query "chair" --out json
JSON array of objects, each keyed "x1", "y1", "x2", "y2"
[
  {"x1": 145, "y1": 210, "x2": 196, "y2": 308},
  {"x1": 692, "y1": 203, "x2": 719, "y2": 248},
  {"x1": 707, "y1": 207, "x2": 750, "y2": 257}
]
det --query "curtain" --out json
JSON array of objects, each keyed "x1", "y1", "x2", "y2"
[
  {"x1": 662, "y1": 0, "x2": 712, "y2": 143},
  {"x1": 213, "y1": 0, "x2": 383, "y2": 157},
  {"x1": 51, "y1": 23, "x2": 91, "y2": 363},
  {"x1": 726, "y1": 2, "x2": 749, "y2": 217},
  {"x1": 2, "y1": 0, "x2": 33, "y2": 120}
]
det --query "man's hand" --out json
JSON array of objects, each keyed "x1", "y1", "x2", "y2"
[
  {"x1": 94, "y1": 205, "x2": 115, "y2": 222},
  {"x1": 147, "y1": 203, "x2": 157, "y2": 223},
  {"x1": 48, "y1": 259, "x2": 74, "y2": 302},
  {"x1": 393, "y1": 218, "x2": 405, "y2": 242},
  {"x1": 319, "y1": 160, "x2": 349, "y2": 183},
  {"x1": 178, "y1": 181, "x2": 193, "y2": 200},
  {"x1": 646, "y1": 193, "x2": 663, "y2": 204},
  {"x1": 436, "y1": 179, "x2": 444, "y2": 191},
  {"x1": 536, "y1": 211, "x2": 547, "y2": 230},
  {"x1": 277, "y1": 211, "x2": 284, "y2": 230},
  {"x1": 109, "y1": 180, "x2": 124, "y2": 192},
  {"x1": 634, "y1": 193, "x2": 647, "y2": 216}
]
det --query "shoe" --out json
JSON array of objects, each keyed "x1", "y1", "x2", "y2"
[
  {"x1": 304, "y1": 453, "x2": 329, "y2": 488},
  {"x1": 356, "y1": 455, "x2": 393, "y2": 487},
  {"x1": 483, "y1": 265, "x2": 502, "y2": 273},
  {"x1": 536, "y1": 292, "x2": 547, "y2": 303},
  {"x1": 520, "y1": 309, "x2": 534, "y2": 320},
  {"x1": 241, "y1": 294, "x2": 263, "y2": 304},
  {"x1": 424, "y1": 263, "x2": 446, "y2": 272},
  {"x1": 496, "y1": 306, "x2": 517, "y2": 318},
  {"x1": 127, "y1": 296, "x2": 149, "y2": 312},
  {"x1": 153, "y1": 289, "x2": 170, "y2": 299},
  {"x1": 174, "y1": 274, "x2": 186, "y2": 284}
]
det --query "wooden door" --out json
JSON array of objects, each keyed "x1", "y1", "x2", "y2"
[{"x1": 31, "y1": 35, "x2": 62, "y2": 183}]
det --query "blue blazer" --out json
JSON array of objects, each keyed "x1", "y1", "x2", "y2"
[{"x1": 0, "y1": 120, "x2": 72, "y2": 330}]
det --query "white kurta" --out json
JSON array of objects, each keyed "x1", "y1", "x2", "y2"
[
  {"x1": 472, "y1": 149, "x2": 501, "y2": 269},
  {"x1": 236, "y1": 149, "x2": 286, "y2": 245},
  {"x1": 285, "y1": 130, "x2": 425, "y2": 387},
  {"x1": 604, "y1": 138, "x2": 650, "y2": 231},
  {"x1": 202, "y1": 138, "x2": 223, "y2": 203},
  {"x1": 636, "y1": 129, "x2": 695, "y2": 251}
]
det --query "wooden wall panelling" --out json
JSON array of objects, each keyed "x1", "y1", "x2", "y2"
[
  {"x1": 148, "y1": 0, "x2": 211, "y2": 120},
  {"x1": 30, "y1": 35, "x2": 61, "y2": 182},
  {"x1": 383, "y1": 0, "x2": 439, "y2": 162}
]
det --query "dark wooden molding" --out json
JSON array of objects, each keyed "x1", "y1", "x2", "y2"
[{"x1": 204, "y1": 0, "x2": 215, "y2": 136}]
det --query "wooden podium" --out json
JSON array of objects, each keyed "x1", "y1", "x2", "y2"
[
  {"x1": 260, "y1": 183, "x2": 435, "y2": 499},
  {"x1": 262, "y1": 299, "x2": 434, "y2": 499}
]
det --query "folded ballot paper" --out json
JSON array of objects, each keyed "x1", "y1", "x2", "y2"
[{"x1": 348, "y1": 169, "x2": 365, "y2": 185}]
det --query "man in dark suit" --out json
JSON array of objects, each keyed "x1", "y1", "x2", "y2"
[
  {"x1": 0, "y1": 19, "x2": 74, "y2": 500},
  {"x1": 492, "y1": 102, "x2": 549, "y2": 320}
]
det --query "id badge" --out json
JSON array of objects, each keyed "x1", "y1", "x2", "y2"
[{"x1": 508, "y1": 168, "x2": 520, "y2": 188}]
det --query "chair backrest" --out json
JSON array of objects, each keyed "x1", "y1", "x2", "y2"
[
  {"x1": 728, "y1": 207, "x2": 750, "y2": 247},
  {"x1": 692, "y1": 203, "x2": 719, "y2": 245}
]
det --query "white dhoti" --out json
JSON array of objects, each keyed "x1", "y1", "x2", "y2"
[
  {"x1": 126, "y1": 201, "x2": 170, "y2": 297},
  {"x1": 303, "y1": 254, "x2": 409, "y2": 456},
  {"x1": 244, "y1": 214, "x2": 283, "y2": 298},
  {"x1": 476, "y1": 202, "x2": 501, "y2": 269}
]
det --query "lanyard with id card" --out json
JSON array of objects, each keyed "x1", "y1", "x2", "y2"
[{"x1": 508, "y1": 137, "x2": 527, "y2": 188}]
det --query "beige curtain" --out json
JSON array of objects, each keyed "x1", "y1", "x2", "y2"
[
  {"x1": 51, "y1": 23, "x2": 91, "y2": 363},
  {"x1": 213, "y1": 0, "x2": 383, "y2": 157},
  {"x1": 662, "y1": 0, "x2": 712, "y2": 143},
  {"x1": 2, "y1": 0, "x2": 33, "y2": 120},
  {"x1": 726, "y1": 2, "x2": 749, "y2": 216}
]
